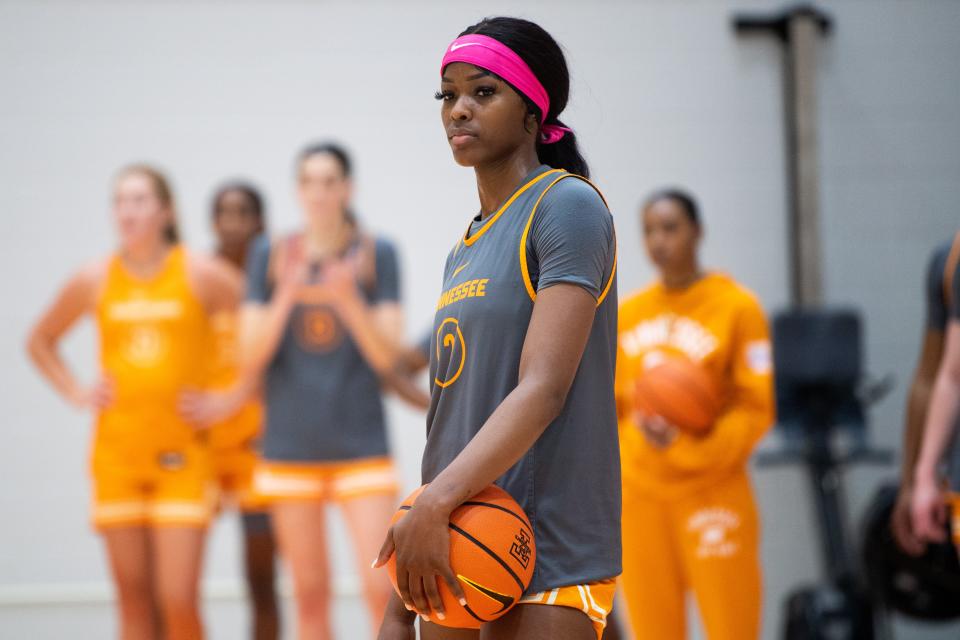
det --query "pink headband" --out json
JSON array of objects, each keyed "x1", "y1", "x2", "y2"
[{"x1": 441, "y1": 34, "x2": 572, "y2": 144}]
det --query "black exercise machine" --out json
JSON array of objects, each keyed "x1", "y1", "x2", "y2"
[{"x1": 757, "y1": 308, "x2": 892, "y2": 639}]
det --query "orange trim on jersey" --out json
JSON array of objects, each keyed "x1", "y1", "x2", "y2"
[
  {"x1": 597, "y1": 241, "x2": 618, "y2": 306},
  {"x1": 253, "y1": 457, "x2": 398, "y2": 503},
  {"x1": 92, "y1": 500, "x2": 212, "y2": 529},
  {"x1": 520, "y1": 174, "x2": 569, "y2": 300},
  {"x1": 518, "y1": 578, "x2": 616, "y2": 639},
  {"x1": 519, "y1": 174, "x2": 616, "y2": 307},
  {"x1": 462, "y1": 169, "x2": 563, "y2": 247}
]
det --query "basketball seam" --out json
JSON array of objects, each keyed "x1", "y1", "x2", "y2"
[
  {"x1": 396, "y1": 504, "x2": 528, "y2": 594},
  {"x1": 448, "y1": 523, "x2": 526, "y2": 593},
  {"x1": 459, "y1": 501, "x2": 531, "y2": 528},
  {"x1": 460, "y1": 603, "x2": 486, "y2": 623}
]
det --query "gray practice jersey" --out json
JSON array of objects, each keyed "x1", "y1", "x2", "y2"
[
  {"x1": 246, "y1": 233, "x2": 400, "y2": 462},
  {"x1": 422, "y1": 166, "x2": 621, "y2": 593}
]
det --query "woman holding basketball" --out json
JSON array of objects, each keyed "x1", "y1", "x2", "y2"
[
  {"x1": 26, "y1": 165, "x2": 240, "y2": 639},
  {"x1": 615, "y1": 190, "x2": 774, "y2": 640},
  {"x1": 375, "y1": 17, "x2": 619, "y2": 640},
  {"x1": 235, "y1": 143, "x2": 406, "y2": 639}
]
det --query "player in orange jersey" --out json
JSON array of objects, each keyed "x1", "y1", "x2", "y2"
[
  {"x1": 26, "y1": 165, "x2": 241, "y2": 640},
  {"x1": 616, "y1": 189, "x2": 775, "y2": 640},
  {"x1": 183, "y1": 182, "x2": 280, "y2": 640}
]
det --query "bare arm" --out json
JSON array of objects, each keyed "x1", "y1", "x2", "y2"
[
  {"x1": 912, "y1": 320, "x2": 960, "y2": 541},
  {"x1": 238, "y1": 238, "x2": 304, "y2": 388},
  {"x1": 326, "y1": 255, "x2": 431, "y2": 409},
  {"x1": 900, "y1": 329, "x2": 946, "y2": 487},
  {"x1": 335, "y1": 297, "x2": 405, "y2": 375},
  {"x1": 891, "y1": 328, "x2": 945, "y2": 554},
  {"x1": 25, "y1": 262, "x2": 105, "y2": 408},
  {"x1": 237, "y1": 297, "x2": 297, "y2": 391}
]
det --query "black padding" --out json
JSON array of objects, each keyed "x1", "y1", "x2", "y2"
[{"x1": 862, "y1": 483, "x2": 960, "y2": 621}]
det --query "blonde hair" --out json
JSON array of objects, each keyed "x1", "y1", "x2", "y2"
[{"x1": 116, "y1": 164, "x2": 180, "y2": 244}]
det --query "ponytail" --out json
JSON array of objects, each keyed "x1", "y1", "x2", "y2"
[{"x1": 536, "y1": 119, "x2": 589, "y2": 178}]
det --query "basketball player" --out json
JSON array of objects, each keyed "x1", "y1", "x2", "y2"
[
  {"x1": 891, "y1": 233, "x2": 960, "y2": 555},
  {"x1": 26, "y1": 165, "x2": 240, "y2": 639},
  {"x1": 181, "y1": 182, "x2": 280, "y2": 640},
  {"x1": 911, "y1": 233, "x2": 960, "y2": 547},
  {"x1": 615, "y1": 190, "x2": 774, "y2": 640},
  {"x1": 375, "y1": 17, "x2": 620, "y2": 640},
  {"x1": 240, "y1": 143, "x2": 406, "y2": 638}
]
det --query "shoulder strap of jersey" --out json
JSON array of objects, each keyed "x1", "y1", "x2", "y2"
[
  {"x1": 518, "y1": 172, "x2": 617, "y2": 307},
  {"x1": 944, "y1": 230, "x2": 960, "y2": 311}
]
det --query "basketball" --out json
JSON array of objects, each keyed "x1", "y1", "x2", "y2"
[
  {"x1": 634, "y1": 354, "x2": 721, "y2": 436},
  {"x1": 386, "y1": 484, "x2": 536, "y2": 628}
]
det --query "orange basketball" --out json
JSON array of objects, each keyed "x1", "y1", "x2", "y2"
[
  {"x1": 634, "y1": 355, "x2": 721, "y2": 436},
  {"x1": 386, "y1": 484, "x2": 536, "y2": 629}
]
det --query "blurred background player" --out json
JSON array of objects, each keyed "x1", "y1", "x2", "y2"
[
  {"x1": 240, "y1": 143, "x2": 406, "y2": 639},
  {"x1": 615, "y1": 189, "x2": 775, "y2": 640},
  {"x1": 181, "y1": 182, "x2": 280, "y2": 640},
  {"x1": 891, "y1": 232, "x2": 960, "y2": 556},
  {"x1": 25, "y1": 165, "x2": 241, "y2": 639},
  {"x1": 911, "y1": 233, "x2": 960, "y2": 549}
]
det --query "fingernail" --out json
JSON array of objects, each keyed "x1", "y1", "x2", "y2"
[
  {"x1": 404, "y1": 604, "x2": 414, "y2": 611},
  {"x1": 436, "y1": 611, "x2": 446, "y2": 620},
  {"x1": 370, "y1": 559, "x2": 377, "y2": 568},
  {"x1": 421, "y1": 614, "x2": 430, "y2": 622}
]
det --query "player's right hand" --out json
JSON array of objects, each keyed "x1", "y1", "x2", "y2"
[
  {"x1": 911, "y1": 477, "x2": 948, "y2": 544},
  {"x1": 71, "y1": 376, "x2": 114, "y2": 411},
  {"x1": 890, "y1": 488, "x2": 926, "y2": 556}
]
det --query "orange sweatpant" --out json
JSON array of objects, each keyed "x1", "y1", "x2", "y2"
[{"x1": 620, "y1": 470, "x2": 761, "y2": 640}]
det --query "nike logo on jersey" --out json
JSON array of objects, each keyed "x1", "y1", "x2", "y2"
[
  {"x1": 457, "y1": 574, "x2": 514, "y2": 613},
  {"x1": 452, "y1": 262, "x2": 470, "y2": 279}
]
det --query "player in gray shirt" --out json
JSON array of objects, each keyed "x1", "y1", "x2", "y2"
[
  {"x1": 375, "y1": 17, "x2": 620, "y2": 640},
  {"x1": 243, "y1": 143, "x2": 407, "y2": 636},
  {"x1": 894, "y1": 234, "x2": 960, "y2": 553}
]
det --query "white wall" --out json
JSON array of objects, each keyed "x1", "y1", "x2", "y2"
[{"x1": 0, "y1": 0, "x2": 957, "y2": 638}]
